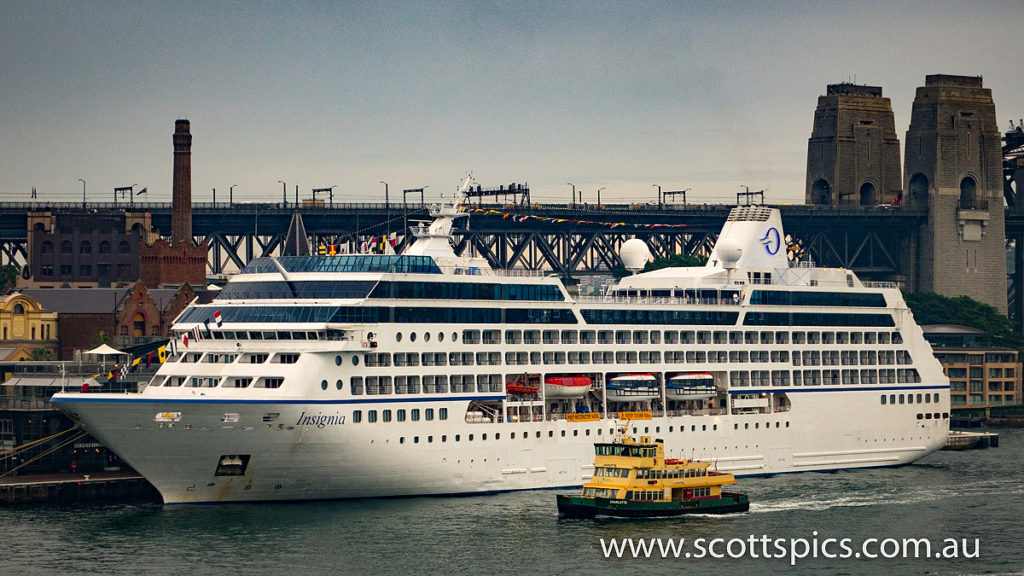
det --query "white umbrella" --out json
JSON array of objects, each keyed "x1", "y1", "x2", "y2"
[
  {"x1": 85, "y1": 344, "x2": 124, "y2": 357},
  {"x1": 85, "y1": 343, "x2": 125, "y2": 370}
]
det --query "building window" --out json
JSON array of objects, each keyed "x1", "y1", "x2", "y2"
[
  {"x1": 97, "y1": 264, "x2": 110, "y2": 277},
  {"x1": 117, "y1": 264, "x2": 131, "y2": 279},
  {"x1": 119, "y1": 241, "x2": 131, "y2": 254},
  {"x1": 41, "y1": 241, "x2": 53, "y2": 254},
  {"x1": 99, "y1": 241, "x2": 111, "y2": 254},
  {"x1": 60, "y1": 264, "x2": 72, "y2": 276},
  {"x1": 80, "y1": 241, "x2": 92, "y2": 254},
  {"x1": 41, "y1": 265, "x2": 53, "y2": 277},
  {"x1": 61, "y1": 241, "x2": 72, "y2": 254},
  {"x1": 80, "y1": 264, "x2": 92, "y2": 276}
]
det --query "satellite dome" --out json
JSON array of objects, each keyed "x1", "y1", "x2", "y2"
[
  {"x1": 717, "y1": 238, "x2": 742, "y2": 269},
  {"x1": 620, "y1": 238, "x2": 652, "y2": 271}
]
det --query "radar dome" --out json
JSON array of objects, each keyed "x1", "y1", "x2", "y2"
[
  {"x1": 717, "y1": 238, "x2": 742, "y2": 269},
  {"x1": 620, "y1": 238, "x2": 652, "y2": 272}
]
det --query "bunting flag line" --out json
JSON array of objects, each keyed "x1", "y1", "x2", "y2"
[
  {"x1": 192, "y1": 325, "x2": 202, "y2": 342},
  {"x1": 183, "y1": 333, "x2": 190, "y2": 348},
  {"x1": 203, "y1": 318, "x2": 212, "y2": 338},
  {"x1": 469, "y1": 208, "x2": 689, "y2": 229},
  {"x1": 214, "y1": 310, "x2": 223, "y2": 328},
  {"x1": 102, "y1": 344, "x2": 171, "y2": 382}
]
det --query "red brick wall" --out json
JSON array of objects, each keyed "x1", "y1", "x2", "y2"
[{"x1": 139, "y1": 240, "x2": 207, "y2": 288}]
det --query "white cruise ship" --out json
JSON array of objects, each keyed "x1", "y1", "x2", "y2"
[{"x1": 52, "y1": 182, "x2": 950, "y2": 503}]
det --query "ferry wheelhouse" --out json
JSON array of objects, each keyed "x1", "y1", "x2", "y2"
[{"x1": 52, "y1": 177, "x2": 950, "y2": 503}]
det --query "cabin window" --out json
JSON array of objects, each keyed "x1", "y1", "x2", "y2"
[
  {"x1": 352, "y1": 410, "x2": 362, "y2": 423},
  {"x1": 368, "y1": 410, "x2": 377, "y2": 423},
  {"x1": 411, "y1": 409, "x2": 420, "y2": 421}
]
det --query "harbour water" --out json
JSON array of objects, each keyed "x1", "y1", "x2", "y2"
[{"x1": 3, "y1": 430, "x2": 1022, "y2": 576}]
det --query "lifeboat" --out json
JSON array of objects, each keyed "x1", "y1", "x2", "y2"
[
  {"x1": 544, "y1": 376, "x2": 592, "y2": 398},
  {"x1": 606, "y1": 374, "x2": 660, "y2": 401},
  {"x1": 666, "y1": 372, "x2": 716, "y2": 400}
]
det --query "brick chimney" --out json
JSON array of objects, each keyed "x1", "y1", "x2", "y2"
[{"x1": 171, "y1": 119, "x2": 192, "y2": 246}]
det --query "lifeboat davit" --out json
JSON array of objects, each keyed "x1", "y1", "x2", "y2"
[{"x1": 506, "y1": 382, "x2": 539, "y2": 396}]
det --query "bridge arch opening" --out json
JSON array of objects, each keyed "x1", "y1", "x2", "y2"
[
  {"x1": 960, "y1": 176, "x2": 978, "y2": 209},
  {"x1": 909, "y1": 173, "x2": 929, "y2": 209},
  {"x1": 859, "y1": 182, "x2": 877, "y2": 206},
  {"x1": 811, "y1": 179, "x2": 831, "y2": 205}
]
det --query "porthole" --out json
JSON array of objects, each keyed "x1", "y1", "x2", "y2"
[
  {"x1": 438, "y1": 332, "x2": 444, "y2": 342},
  {"x1": 410, "y1": 332, "x2": 417, "y2": 342},
  {"x1": 335, "y1": 355, "x2": 342, "y2": 366},
  {"x1": 396, "y1": 332, "x2": 403, "y2": 342},
  {"x1": 452, "y1": 332, "x2": 458, "y2": 342},
  {"x1": 352, "y1": 355, "x2": 359, "y2": 366},
  {"x1": 321, "y1": 380, "x2": 328, "y2": 390},
  {"x1": 424, "y1": 332, "x2": 431, "y2": 342},
  {"x1": 336, "y1": 379, "x2": 343, "y2": 390}
]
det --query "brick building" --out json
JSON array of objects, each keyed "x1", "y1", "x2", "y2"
[{"x1": 17, "y1": 283, "x2": 196, "y2": 359}]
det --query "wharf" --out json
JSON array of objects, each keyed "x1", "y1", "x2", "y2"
[
  {"x1": 944, "y1": 430, "x2": 1000, "y2": 450},
  {"x1": 0, "y1": 472, "x2": 160, "y2": 505}
]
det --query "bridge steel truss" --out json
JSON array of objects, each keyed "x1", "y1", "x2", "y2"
[{"x1": 0, "y1": 202, "x2": 927, "y2": 275}]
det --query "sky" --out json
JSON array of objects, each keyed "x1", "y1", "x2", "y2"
[{"x1": 2, "y1": 1, "x2": 1022, "y2": 206}]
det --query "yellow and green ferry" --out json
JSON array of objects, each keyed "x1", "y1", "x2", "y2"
[{"x1": 557, "y1": 432, "x2": 749, "y2": 518}]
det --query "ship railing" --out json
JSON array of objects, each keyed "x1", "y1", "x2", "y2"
[
  {"x1": 434, "y1": 266, "x2": 545, "y2": 278},
  {"x1": 663, "y1": 408, "x2": 728, "y2": 417},
  {"x1": 862, "y1": 281, "x2": 901, "y2": 289},
  {"x1": 575, "y1": 295, "x2": 739, "y2": 307},
  {"x1": 0, "y1": 397, "x2": 54, "y2": 411}
]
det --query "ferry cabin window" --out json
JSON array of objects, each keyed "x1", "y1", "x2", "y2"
[
  {"x1": 353, "y1": 410, "x2": 362, "y2": 423},
  {"x1": 368, "y1": 410, "x2": 378, "y2": 423}
]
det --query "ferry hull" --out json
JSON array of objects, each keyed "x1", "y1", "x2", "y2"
[
  {"x1": 556, "y1": 493, "x2": 750, "y2": 518},
  {"x1": 54, "y1": 386, "x2": 949, "y2": 504}
]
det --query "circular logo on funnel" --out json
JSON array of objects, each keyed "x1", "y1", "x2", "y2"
[{"x1": 760, "y1": 227, "x2": 781, "y2": 255}]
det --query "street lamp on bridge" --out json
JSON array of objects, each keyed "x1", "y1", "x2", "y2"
[
  {"x1": 230, "y1": 184, "x2": 237, "y2": 205},
  {"x1": 567, "y1": 182, "x2": 576, "y2": 207},
  {"x1": 278, "y1": 181, "x2": 286, "y2": 205},
  {"x1": 78, "y1": 179, "x2": 86, "y2": 208},
  {"x1": 312, "y1": 186, "x2": 337, "y2": 206}
]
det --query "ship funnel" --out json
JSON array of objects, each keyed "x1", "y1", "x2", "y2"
[{"x1": 707, "y1": 206, "x2": 789, "y2": 270}]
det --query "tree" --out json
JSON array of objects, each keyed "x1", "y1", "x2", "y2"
[
  {"x1": 643, "y1": 254, "x2": 707, "y2": 272},
  {"x1": 903, "y1": 291, "x2": 1023, "y2": 350},
  {"x1": 87, "y1": 330, "x2": 110, "y2": 349},
  {"x1": 612, "y1": 253, "x2": 708, "y2": 280},
  {"x1": 0, "y1": 264, "x2": 18, "y2": 292},
  {"x1": 29, "y1": 348, "x2": 54, "y2": 361}
]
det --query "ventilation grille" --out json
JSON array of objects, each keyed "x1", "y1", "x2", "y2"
[{"x1": 727, "y1": 206, "x2": 773, "y2": 222}]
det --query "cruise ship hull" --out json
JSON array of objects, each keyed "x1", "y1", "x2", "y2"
[{"x1": 55, "y1": 387, "x2": 948, "y2": 504}]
